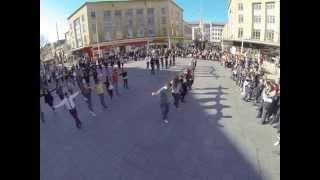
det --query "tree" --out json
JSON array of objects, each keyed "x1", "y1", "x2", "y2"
[{"x1": 40, "y1": 34, "x2": 48, "y2": 48}]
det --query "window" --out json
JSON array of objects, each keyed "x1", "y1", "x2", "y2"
[
  {"x1": 104, "y1": 11, "x2": 111, "y2": 19},
  {"x1": 147, "y1": 8, "x2": 154, "y2": 15},
  {"x1": 252, "y1": 29, "x2": 261, "y2": 40},
  {"x1": 253, "y1": 16, "x2": 261, "y2": 23},
  {"x1": 126, "y1": 9, "x2": 133, "y2": 38},
  {"x1": 147, "y1": 8, "x2": 155, "y2": 37},
  {"x1": 238, "y1": 3, "x2": 243, "y2": 11},
  {"x1": 114, "y1": 10, "x2": 122, "y2": 39},
  {"x1": 81, "y1": 15, "x2": 85, "y2": 22},
  {"x1": 253, "y1": 3, "x2": 261, "y2": 10},
  {"x1": 266, "y1": 30, "x2": 274, "y2": 41},
  {"x1": 73, "y1": 18, "x2": 82, "y2": 48},
  {"x1": 136, "y1": 9, "x2": 143, "y2": 15},
  {"x1": 161, "y1": 7, "x2": 166, "y2": 14},
  {"x1": 104, "y1": 10, "x2": 112, "y2": 41},
  {"x1": 267, "y1": 16, "x2": 275, "y2": 23},
  {"x1": 238, "y1": 28, "x2": 243, "y2": 38},
  {"x1": 238, "y1": 15, "x2": 243, "y2": 23},
  {"x1": 136, "y1": 9, "x2": 144, "y2": 37},
  {"x1": 161, "y1": 16, "x2": 166, "y2": 24},
  {"x1": 266, "y1": 2, "x2": 275, "y2": 9},
  {"x1": 91, "y1": 11, "x2": 96, "y2": 18}
]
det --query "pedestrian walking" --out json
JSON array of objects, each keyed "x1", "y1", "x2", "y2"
[
  {"x1": 117, "y1": 59, "x2": 121, "y2": 69},
  {"x1": 54, "y1": 91, "x2": 83, "y2": 129},
  {"x1": 180, "y1": 74, "x2": 188, "y2": 103},
  {"x1": 79, "y1": 82, "x2": 96, "y2": 117},
  {"x1": 120, "y1": 69, "x2": 129, "y2": 89},
  {"x1": 160, "y1": 56, "x2": 164, "y2": 69},
  {"x1": 95, "y1": 79, "x2": 108, "y2": 109},
  {"x1": 43, "y1": 89, "x2": 55, "y2": 112},
  {"x1": 146, "y1": 56, "x2": 150, "y2": 70},
  {"x1": 121, "y1": 58, "x2": 124, "y2": 70},
  {"x1": 172, "y1": 53, "x2": 176, "y2": 66},
  {"x1": 152, "y1": 82, "x2": 172, "y2": 124},
  {"x1": 112, "y1": 68, "x2": 120, "y2": 95},
  {"x1": 171, "y1": 76, "x2": 182, "y2": 109},
  {"x1": 165, "y1": 55, "x2": 169, "y2": 69},
  {"x1": 104, "y1": 77, "x2": 114, "y2": 99},
  {"x1": 150, "y1": 57, "x2": 155, "y2": 75},
  {"x1": 156, "y1": 56, "x2": 160, "y2": 72},
  {"x1": 92, "y1": 67, "x2": 98, "y2": 83}
]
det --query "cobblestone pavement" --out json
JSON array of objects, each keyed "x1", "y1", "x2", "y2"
[{"x1": 40, "y1": 58, "x2": 280, "y2": 180}]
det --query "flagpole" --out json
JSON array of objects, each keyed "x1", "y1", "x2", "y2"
[{"x1": 56, "y1": 22, "x2": 59, "y2": 41}]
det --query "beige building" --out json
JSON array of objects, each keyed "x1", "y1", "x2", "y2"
[
  {"x1": 223, "y1": 0, "x2": 280, "y2": 47},
  {"x1": 183, "y1": 21, "x2": 192, "y2": 42},
  {"x1": 67, "y1": 0, "x2": 184, "y2": 58}
]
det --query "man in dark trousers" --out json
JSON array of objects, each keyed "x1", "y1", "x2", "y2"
[
  {"x1": 160, "y1": 56, "x2": 164, "y2": 69},
  {"x1": 150, "y1": 57, "x2": 155, "y2": 75},
  {"x1": 120, "y1": 69, "x2": 129, "y2": 89},
  {"x1": 156, "y1": 55, "x2": 160, "y2": 72},
  {"x1": 165, "y1": 55, "x2": 169, "y2": 69},
  {"x1": 54, "y1": 91, "x2": 83, "y2": 129},
  {"x1": 172, "y1": 52, "x2": 176, "y2": 66}
]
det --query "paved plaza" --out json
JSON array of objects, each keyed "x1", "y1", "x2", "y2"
[{"x1": 40, "y1": 58, "x2": 280, "y2": 180}]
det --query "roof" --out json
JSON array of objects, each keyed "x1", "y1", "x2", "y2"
[
  {"x1": 211, "y1": 22, "x2": 225, "y2": 26},
  {"x1": 170, "y1": 0, "x2": 183, "y2": 12},
  {"x1": 68, "y1": 0, "x2": 183, "y2": 20}
]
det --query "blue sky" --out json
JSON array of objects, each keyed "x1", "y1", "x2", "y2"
[{"x1": 40, "y1": 0, "x2": 228, "y2": 42}]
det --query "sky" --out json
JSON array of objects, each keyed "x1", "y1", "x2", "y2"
[{"x1": 40, "y1": 0, "x2": 228, "y2": 43}]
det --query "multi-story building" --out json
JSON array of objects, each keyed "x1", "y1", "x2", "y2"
[
  {"x1": 223, "y1": 0, "x2": 280, "y2": 49},
  {"x1": 210, "y1": 23, "x2": 224, "y2": 43},
  {"x1": 67, "y1": 0, "x2": 184, "y2": 58},
  {"x1": 189, "y1": 21, "x2": 225, "y2": 43},
  {"x1": 183, "y1": 21, "x2": 192, "y2": 43}
]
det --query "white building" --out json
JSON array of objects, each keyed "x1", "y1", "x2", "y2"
[
  {"x1": 188, "y1": 21, "x2": 225, "y2": 42},
  {"x1": 210, "y1": 23, "x2": 224, "y2": 43}
]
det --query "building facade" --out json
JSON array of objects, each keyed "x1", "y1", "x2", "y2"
[
  {"x1": 183, "y1": 21, "x2": 192, "y2": 42},
  {"x1": 189, "y1": 21, "x2": 225, "y2": 43},
  {"x1": 210, "y1": 23, "x2": 224, "y2": 43},
  {"x1": 67, "y1": 0, "x2": 183, "y2": 58},
  {"x1": 223, "y1": 0, "x2": 280, "y2": 46}
]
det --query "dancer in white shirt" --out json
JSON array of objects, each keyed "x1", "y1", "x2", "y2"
[{"x1": 54, "y1": 91, "x2": 83, "y2": 129}]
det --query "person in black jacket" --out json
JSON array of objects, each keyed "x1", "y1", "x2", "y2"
[
  {"x1": 104, "y1": 77, "x2": 114, "y2": 99},
  {"x1": 150, "y1": 57, "x2": 155, "y2": 75},
  {"x1": 43, "y1": 89, "x2": 55, "y2": 112},
  {"x1": 179, "y1": 74, "x2": 188, "y2": 103},
  {"x1": 172, "y1": 52, "x2": 176, "y2": 66},
  {"x1": 120, "y1": 69, "x2": 129, "y2": 89}
]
